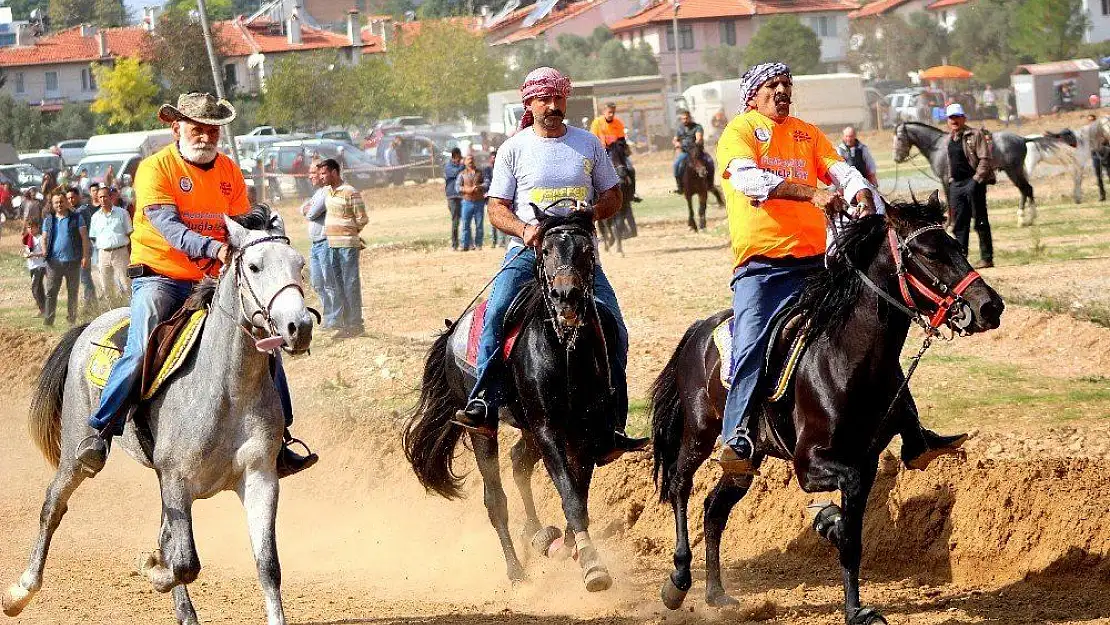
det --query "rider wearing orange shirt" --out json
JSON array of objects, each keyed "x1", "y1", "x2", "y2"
[
  {"x1": 590, "y1": 102, "x2": 641, "y2": 202},
  {"x1": 715, "y1": 63, "x2": 965, "y2": 474},
  {"x1": 75, "y1": 93, "x2": 317, "y2": 478}
]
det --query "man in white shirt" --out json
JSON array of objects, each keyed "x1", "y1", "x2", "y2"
[{"x1": 88, "y1": 185, "x2": 134, "y2": 303}]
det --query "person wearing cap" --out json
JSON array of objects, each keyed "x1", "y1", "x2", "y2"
[
  {"x1": 451, "y1": 67, "x2": 648, "y2": 465},
  {"x1": 715, "y1": 62, "x2": 966, "y2": 475},
  {"x1": 74, "y1": 92, "x2": 318, "y2": 478},
  {"x1": 945, "y1": 102, "x2": 995, "y2": 269},
  {"x1": 590, "y1": 102, "x2": 642, "y2": 202}
]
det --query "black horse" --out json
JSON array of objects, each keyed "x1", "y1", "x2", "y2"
[
  {"x1": 650, "y1": 193, "x2": 1004, "y2": 624},
  {"x1": 681, "y1": 142, "x2": 724, "y2": 232},
  {"x1": 599, "y1": 138, "x2": 637, "y2": 254},
  {"x1": 405, "y1": 207, "x2": 624, "y2": 593},
  {"x1": 893, "y1": 121, "x2": 1036, "y2": 218}
]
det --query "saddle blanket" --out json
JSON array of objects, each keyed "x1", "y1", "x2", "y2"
[
  {"x1": 711, "y1": 314, "x2": 808, "y2": 402},
  {"x1": 448, "y1": 301, "x2": 521, "y2": 377},
  {"x1": 86, "y1": 309, "x2": 208, "y2": 400}
]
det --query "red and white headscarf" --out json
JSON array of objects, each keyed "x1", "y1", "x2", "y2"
[{"x1": 518, "y1": 67, "x2": 572, "y2": 131}]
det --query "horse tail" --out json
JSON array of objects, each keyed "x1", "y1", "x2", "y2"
[
  {"x1": 403, "y1": 329, "x2": 467, "y2": 499},
  {"x1": 651, "y1": 321, "x2": 700, "y2": 503},
  {"x1": 29, "y1": 324, "x2": 88, "y2": 468}
]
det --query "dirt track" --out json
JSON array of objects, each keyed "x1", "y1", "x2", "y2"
[{"x1": 4, "y1": 170, "x2": 1110, "y2": 622}]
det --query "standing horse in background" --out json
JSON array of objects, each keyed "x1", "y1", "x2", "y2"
[
  {"x1": 893, "y1": 121, "x2": 1039, "y2": 226},
  {"x1": 3, "y1": 211, "x2": 315, "y2": 625},
  {"x1": 651, "y1": 194, "x2": 1004, "y2": 624},
  {"x1": 681, "y1": 143, "x2": 723, "y2": 232},
  {"x1": 599, "y1": 137, "x2": 637, "y2": 254},
  {"x1": 405, "y1": 207, "x2": 623, "y2": 593}
]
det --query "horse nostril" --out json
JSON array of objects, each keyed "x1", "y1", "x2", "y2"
[{"x1": 287, "y1": 322, "x2": 298, "y2": 337}]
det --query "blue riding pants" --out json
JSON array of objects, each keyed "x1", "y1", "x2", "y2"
[
  {"x1": 309, "y1": 240, "x2": 333, "y2": 326},
  {"x1": 88, "y1": 275, "x2": 295, "y2": 434},
  {"x1": 673, "y1": 152, "x2": 716, "y2": 180},
  {"x1": 469, "y1": 247, "x2": 628, "y2": 408},
  {"x1": 722, "y1": 256, "x2": 823, "y2": 447}
]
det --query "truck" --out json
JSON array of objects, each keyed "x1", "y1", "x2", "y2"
[
  {"x1": 75, "y1": 129, "x2": 174, "y2": 184},
  {"x1": 682, "y1": 73, "x2": 868, "y2": 136},
  {"x1": 487, "y1": 75, "x2": 675, "y2": 149}
]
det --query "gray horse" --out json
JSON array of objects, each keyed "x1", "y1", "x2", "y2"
[
  {"x1": 893, "y1": 121, "x2": 1039, "y2": 225},
  {"x1": 3, "y1": 214, "x2": 314, "y2": 625}
]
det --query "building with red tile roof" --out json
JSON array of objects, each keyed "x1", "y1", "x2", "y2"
[
  {"x1": 488, "y1": 0, "x2": 641, "y2": 46},
  {"x1": 848, "y1": 0, "x2": 930, "y2": 19},
  {"x1": 0, "y1": 11, "x2": 378, "y2": 107},
  {"x1": 609, "y1": 0, "x2": 859, "y2": 90}
]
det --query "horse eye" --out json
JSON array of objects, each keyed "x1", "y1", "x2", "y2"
[{"x1": 249, "y1": 263, "x2": 261, "y2": 273}]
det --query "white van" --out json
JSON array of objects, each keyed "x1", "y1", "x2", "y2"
[
  {"x1": 76, "y1": 129, "x2": 173, "y2": 184},
  {"x1": 683, "y1": 73, "x2": 868, "y2": 131}
]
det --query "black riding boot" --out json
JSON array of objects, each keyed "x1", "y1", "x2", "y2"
[
  {"x1": 718, "y1": 420, "x2": 757, "y2": 476},
  {"x1": 673, "y1": 176, "x2": 684, "y2": 194},
  {"x1": 277, "y1": 429, "x2": 318, "y2": 478},
  {"x1": 75, "y1": 431, "x2": 113, "y2": 477},
  {"x1": 898, "y1": 389, "x2": 967, "y2": 469},
  {"x1": 595, "y1": 342, "x2": 649, "y2": 467},
  {"x1": 629, "y1": 169, "x2": 642, "y2": 202},
  {"x1": 453, "y1": 392, "x2": 498, "y2": 438}
]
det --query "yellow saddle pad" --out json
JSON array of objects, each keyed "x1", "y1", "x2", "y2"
[
  {"x1": 711, "y1": 314, "x2": 808, "y2": 402},
  {"x1": 85, "y1": 310, "x2": 208, "y2": 401}
]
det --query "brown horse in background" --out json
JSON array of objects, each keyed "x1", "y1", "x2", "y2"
[{"x1": 682, "y1": 142, "x2": 723, "y2": 232}]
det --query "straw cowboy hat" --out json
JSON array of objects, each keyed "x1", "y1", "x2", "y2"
[{"x1": 157, "y1": 92, "x2": 237, "y2": 126}]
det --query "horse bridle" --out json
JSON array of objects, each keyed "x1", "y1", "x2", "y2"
[
  {"x1": 537, "y1": 222, "x2": 596, "y2": 348},
  {"x1": 855, "y1": 223, "x2": 983, "y2": 337},
  {"x1": 220, "y1": 234, "x2": 320, "y2": 349}
]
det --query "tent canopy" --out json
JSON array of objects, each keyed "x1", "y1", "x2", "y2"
[{"x1": 921, "y1": 65, "x2": 974, "y2": 80}]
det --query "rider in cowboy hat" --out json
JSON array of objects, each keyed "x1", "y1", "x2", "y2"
[
  {"x1": 715, "y1": 63, "x2": 966, "y2": 475},
  {"x1": 75, "y1": 92, "x2": 318, "y2": 478}
]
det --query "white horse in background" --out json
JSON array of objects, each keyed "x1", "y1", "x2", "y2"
[{"x1": 1024, "y1": 117, "x2": 1110, "y2": 218}]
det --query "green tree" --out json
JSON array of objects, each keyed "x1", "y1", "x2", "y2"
[
  {"x1": 906, "y1": 12, "x2": 949, "y2": 70},
  {"x1": 506, "y1": 27, "x2": 659, "y2": 84},
  {"x1": 259, "y1": 52, "x2": 365, "y2": 130},
  {"x1": 4, "y1": 0, "x2": 47, "y2": 20},
  {"x1": 43, "y1": 102, "x2": 100, "y2": 145},
  {"x1": 164, "y1": 0, "x2": 234, "y2": 20},
  {"x1": 144, "y1": 8, "x2": 226, "y2": 95},
  {"x1": 389, "y1": 21, "x2": 506, "y2": 120},
  {"x1": 48, "y1": 0, "x2": 95, "y2": 29},
  {"x1": 1013, "y1": 0, "x2": 1089, "y2": 62},
  {"x1": 92, "y1": 0, "x2": 126, "y2": 26},
  {"x1": 849, "y1": 13, "x2": 947, "y2": 80},
  {"x1": 0, "y1": 94, "x2": 46, "y2": 150},
  {"x1": 744, "y1": 15, "x2": 821, "y2": 74},
  {"x1": 950, "y1": 0, "x2": 1023, "y2": 86},
  {"x1": 703, "y1": 44, "x2": 745, "y2": 80},
  {"x1": 91, "y1": 57, "x2": 160, "y2": 131}
]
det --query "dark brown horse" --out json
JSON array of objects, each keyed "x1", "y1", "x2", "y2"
[
  {"x1": 599, "y1": 138, "x2": 637, "y2": 254},
  {"x1": 650, "y1": 193, "x2": 1004, "y2": 624},
  {"x1": 682, "y1": 142, "x2": 724, "y2": 232}
]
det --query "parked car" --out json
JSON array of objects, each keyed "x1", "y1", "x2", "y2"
[
  {"x1": 52, "y1": 139, "x2": 87, "y2": 166},
  {"x1": 0, "y1": 163, "x2": 45, "y2": 191},
  {"x1": 245, "y1": 126, "x2": 289, "y2": 137},
  {"x1": 19, "y1": 152, "x2": 64, "y2": 178},
  {"x1": 250, "y1": 139, "x2": 387, "y2": 197},
  {"x1": 317, "y1": 129, "x2": 355, "y2": 144}
]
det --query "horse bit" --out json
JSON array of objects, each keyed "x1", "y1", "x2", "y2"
[{"x1": 537, "y1": 222, "x2": 596, "y2": 349}]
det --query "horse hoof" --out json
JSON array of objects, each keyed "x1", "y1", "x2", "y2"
[
  {"x1": 531, "y1": 526, "x2": 562, "y2": 558},
  {"x1": 808, "y1": 502, "x2": 843, "y2": 543},
  {"x1": 660, "y1": 575, "x2": 688, "y2": 610},
  {"x1": 583, "y1": 565, "x2": 612, "y2": 592},
  {"x1": 849, "y1": 607, "x2": 888, "y2": 624},
  {"x1": 2, "y1": 583, "x2": 32, "y2": 617},
  {"x1": 706, "y1": 591, "x2": 740, "y2": 608}
]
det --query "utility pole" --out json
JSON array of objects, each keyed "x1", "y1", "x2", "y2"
[
  {"x1": 196, "y1": 0, "x2": 242, "y2": 164},
  {"x1": 671, "y1": 0, "x2": 683, "y2": 95}
]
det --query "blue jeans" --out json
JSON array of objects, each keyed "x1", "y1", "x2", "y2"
[
  {"x1": 673, "y1": 152, "x2": 715, "y2": 180},
  {"x1": 325, "y1": 246, "x2": 363, "y2": 330},
  {"x1": 722, "y1": 257, "x2": 823, "y2": 447},
  {"x1": 80, "y1": 264, "x2": 96, "y2": 304},
  {"x1": 460, "y1": 200, "x2": 485, "y2": 250},
  {"x1": 89, "y1": 276, "x2": 296, "y2": 434},
  {"x1": 469, "y1": 247, "x2": 628, "y2": 407},
  {"x1": 309, "y1": 240, "x2": 333, "y2": 326}
]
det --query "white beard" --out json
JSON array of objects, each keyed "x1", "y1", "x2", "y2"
[{"x1": 180, "y1": 141, "x2": 218, "y2": 164}]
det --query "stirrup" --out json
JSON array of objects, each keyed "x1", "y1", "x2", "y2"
[
  {"x1": 283, "y1": 434, "x2": 314, "y2": 457},
  {"x1": 451, "y1": 398, "x2": 496, "y2": 438}
]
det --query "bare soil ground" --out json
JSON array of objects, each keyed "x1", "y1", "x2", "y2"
[{"x1": 3, "y1": 134, "x2": 1110, "y2": 624}]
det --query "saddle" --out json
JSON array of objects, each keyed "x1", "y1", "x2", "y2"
[
  {"x1": 450, "y1": 284, "x2": 540, "y2": 376},
  {"x1": 712, "y1": 304, "x2": 809, "y2": 402},
  {"x1": 85, "y1": 305, "x2": 208, "y2": 401}
]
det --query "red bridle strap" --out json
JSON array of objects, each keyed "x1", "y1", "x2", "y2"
[{"x1": 886, "y1": 228, "x2": 983, "y2": 330}]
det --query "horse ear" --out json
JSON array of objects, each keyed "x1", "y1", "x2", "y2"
[
  {"x1": 927, "y1": 189, "x2": 941, "y2": 207},
  {"x1": 224, "y1": 215, "x2": 249, "y2": 249}
]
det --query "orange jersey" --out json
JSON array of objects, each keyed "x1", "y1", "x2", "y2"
[
  {"x1": 590, "y1": 116, "x2": 626, "y2": 146},
  {"x1": 131, "y1": 143, "x2": 249, "y2": 281},
  {"x1": 716, "y1": 110, "x2": 842, "y2": 269}
]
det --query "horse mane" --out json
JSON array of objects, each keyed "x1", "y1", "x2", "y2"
[
  {"x1": 794, "y1": 197, "x2": 946, "y2": 338},
  {"x1": 901, "y1": 120, "x2": 942, "y2": 134},
  {"x1": 184, "y1": 203, "x2": 276, "y2": 310},
  {"x1": 537, "y1": 208, "x2": 596, "y2": 237}
]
